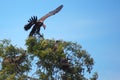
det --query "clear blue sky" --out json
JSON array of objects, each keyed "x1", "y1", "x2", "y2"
[{"x1": 0, "y1": 0, "x2": 120, "y2": 80}]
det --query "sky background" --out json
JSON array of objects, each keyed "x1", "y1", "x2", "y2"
[{"x1": 0, "y1": 0, "x2": 120, "y2": 80}]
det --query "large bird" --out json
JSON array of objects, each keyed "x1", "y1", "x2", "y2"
[{"x1": 24, "y1": 5, "x2": 63, "y2": 37}]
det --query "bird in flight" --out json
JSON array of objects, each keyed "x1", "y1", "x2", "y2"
[{"x1": 24, "y1": 5, "x2": 63, "y2": 37}]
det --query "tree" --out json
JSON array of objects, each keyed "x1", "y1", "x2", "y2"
[
  {"x1": 0, "y1": 39, "x2": 31, "y2": 80},
  {"x1": 0, "y1": 37, "x2": 98, "y2": 80}
]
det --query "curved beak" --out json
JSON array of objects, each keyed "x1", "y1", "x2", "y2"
[{"x1": 42, "y1": 23, "x2": 46, "y2": 30}]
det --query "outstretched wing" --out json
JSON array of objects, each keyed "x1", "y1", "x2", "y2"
[
  {"x1": 38, "y1": 5, "x2": 63, "y2": 22},
  {"x1": 24, "y1": 16, "x2": 37, "y2": 31}
]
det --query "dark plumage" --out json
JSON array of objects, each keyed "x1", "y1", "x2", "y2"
[
  {"x1": 24, "y1": 5, "x2": 63, "y2": 37},
  {"x1": 24, "y1": 16, "x2": 37, "y2": 31}
]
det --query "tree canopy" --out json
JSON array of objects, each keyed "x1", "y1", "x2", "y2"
[{"x1": 0, "y1": 37, "x2": 98, "y2": 80}]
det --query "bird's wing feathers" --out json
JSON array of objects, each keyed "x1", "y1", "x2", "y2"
[
  {"x1": 38, "y1": 5, "x2": 63, "y2": 22},
  {"x1": 24, "y1": 16, "x2": 38, "y2": 31},
  {"x1": 24, "y1": 23, "x2": 34, "y2": 31}
]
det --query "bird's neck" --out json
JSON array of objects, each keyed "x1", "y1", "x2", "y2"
[
  {"x1": 36, "y1": 22, "x2": 43, "y2": 26},
  {"x1": 39, "y1": 20, "x2": 43, "y2": 23}
]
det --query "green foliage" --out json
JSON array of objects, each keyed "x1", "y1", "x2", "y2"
[
  {"x1": 25, "y1": 37, "x2": 98, "y2": 80},
  {"x1": 0, "y1": 38, "x2": 98, "y2": 80},
  {"x1": 6, "y1": 73, "x2": 16, "y2": 80},
  {"x1": 0, "y1": 39, "x2": 31, "y2": 80},
  {"x1": 90, "y1": 72, "x2": 98, "y2": 80},
  {"x1": 0, "y1": 39, "x2": 11, "y2": 57}
]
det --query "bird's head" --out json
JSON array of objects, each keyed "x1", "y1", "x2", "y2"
[
  {"x1": 38, "y1": 20, "x2": 46, "y2": 30},
  {"x1": 42, "y1": 23, "x2": 46, "y2": 30}
]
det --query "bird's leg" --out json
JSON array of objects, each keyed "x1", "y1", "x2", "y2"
[
  {"x1": 36, "y1": 26, "x2": 40, "y2": 35},
  {"x1": 35, "y1": 27, "x2": 43, "y2": 38},
  {"x1": 29, "y1": 25, "x2": 37, "y2": 36},
  {"x1": 35, "y1": 22, "x2": 44, "y2": 36}
]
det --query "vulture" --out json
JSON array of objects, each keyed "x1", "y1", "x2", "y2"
[{"x1": 24, "y1": 5, "x2": 63, "y2": 37}]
